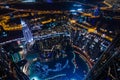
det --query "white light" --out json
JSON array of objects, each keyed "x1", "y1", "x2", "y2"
[
  {"x1": 70, "y1": 10, "x2": 76, "y2": 12},
  {"x1": 5, "y1": 6, "x2": 9, "y2": 8},
  {"x1": 102, "y1": 34, "x2": 105, "y2": 38},
  {"x1": 72, "y1": 13, "x2": 77, "y2": 15},
  {"x1": 21, "y1": 20, "x2": 25, "y2": 25},
  {"x1": 77, "y1": 8, "x2": 82, "y2": 11}
]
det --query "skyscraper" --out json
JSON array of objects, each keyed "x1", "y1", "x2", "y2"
[{"x1": 21, "y1": 19, "x2": 33, "y2": 43}]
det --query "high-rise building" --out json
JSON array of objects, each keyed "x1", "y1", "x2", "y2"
[{"x1": 21, "y1": 19, "x2": 33, "y2": 43}]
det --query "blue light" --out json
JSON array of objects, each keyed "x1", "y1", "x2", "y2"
[
  {"x1": 23, "y1": 0, "x2": 35, "y2": 2},
  {"x1": 46, "y1": 0, "x2": 52, "y2": 3},
  {"x1": 71, "y1": 78, "x2": 77, "y2": 80},
  {"x1": 72, "y1": 13, "x2": 77, "y2": 15},
  {"x1": 70, "y1": 10, "x2": 76, "y2": 12},
  {"x1": 77, "y1": 8, "x2": 83, "y2": 12},
  {"x1": 21, "y1": 20, "x2": 25, "y2": 26},
  {"x1": 30, "y1": 77, "x2": 39, "y2": 80},
  {"x1": 73, "y1": 4, "x2": 82, "y2": 7}
]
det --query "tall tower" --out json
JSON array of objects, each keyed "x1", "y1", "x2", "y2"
[
  {"x1": 21, "y1": 19, "x2": 33, "y2": 43},
  {"x1": 85, "y1": 34, "x2": 120, "y2": 80}
]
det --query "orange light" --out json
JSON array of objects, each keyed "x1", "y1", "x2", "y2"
[{"x1": 70, "y1": 20, "x2": 76, "y2": 23}]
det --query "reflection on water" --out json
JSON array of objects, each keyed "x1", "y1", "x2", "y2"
[{"x1": 22, "y1": 0, "x2": 36, "y2": 2}]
